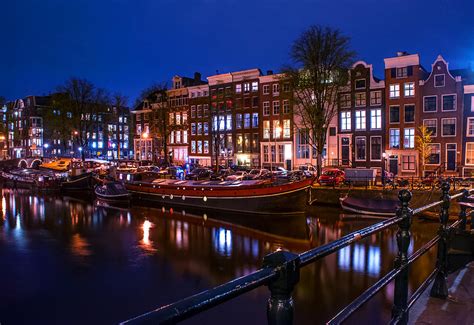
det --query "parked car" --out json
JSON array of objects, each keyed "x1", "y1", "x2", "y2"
[
  {"x1": 243, "y1": 169, "x2": 270, "y2": 180},
  {"x1": 298, "y1": 164, "x2": 317, "y2": 177},
  {"x1": 318, "y1": 168, "x2": 345, "y2": 186},
  {"x1": 210, "y1": 168, "x2": 233, "y2": 181},
  {"x1": 226, "y1": 171, "x2": 247, "y2": 181},
  {"x1": 185, "y1": 168, "x2": 212, "y2": 180}
]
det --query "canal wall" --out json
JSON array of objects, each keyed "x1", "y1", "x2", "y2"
[{"x1": 310, "y1": 186, "x2": 465, "y2": 217}]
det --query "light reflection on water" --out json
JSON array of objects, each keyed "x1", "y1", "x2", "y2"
[{"x1": 0, "y1": 189, "x2": 440, "y2": 325}]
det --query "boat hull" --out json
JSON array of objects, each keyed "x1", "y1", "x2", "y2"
[
  {"x1": 127, "y1": 179, "x2": 312, "y2": 215},
  {"x1": 339, "y1": 197, "x2": 398, "y2": 216},
  {"x1": 61, "y1": 173, "x2": 93, "y2": 191}
]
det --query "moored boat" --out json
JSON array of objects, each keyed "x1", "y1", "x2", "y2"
[
  {"x1": 126, "y1": 177, "x2": 314, "y2": 215},
  {"x1": 339, "y1": 196, "x2": 399, "y2": 217},
  {"x1": 95, "y1": 181, "x2": 130, "y2": 203},
  {"x1": 0, "y1": 168, "x2": 61, "y2": 191}
]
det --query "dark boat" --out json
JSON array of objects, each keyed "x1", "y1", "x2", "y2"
[
  {"x1": 95, "y1": 181, "x2": 130, "y2": 203},
  {"x1": 339, "y1": 196, "x2": 399, "y2": 217},
  {"x1": 61, "y1": 172, "x2": 94, "y2": 191},
  {"x1": 126, "y1": 177, "x2": 314, "y2": 215},
  {"x1": 0, "y1": 169, "x2": 61, "y2": 191}
]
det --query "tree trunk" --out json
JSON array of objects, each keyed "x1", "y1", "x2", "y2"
[{"x1": 316, "y1": 153, "x2": 322, "y2": 177}]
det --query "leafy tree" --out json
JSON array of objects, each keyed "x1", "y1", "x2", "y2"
[
  {"x1": 51, "y1": 78, "x2": 110, "y2": 161},
  {"x1": 283, "y1": 25, "x2": 355, "y2": 176},
  {"x1": 416, "y1": 125, "x2": 433, "y2": 177}
]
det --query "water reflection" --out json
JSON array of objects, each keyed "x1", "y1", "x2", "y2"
[{"x1": 0, "y1": 189, "x2": 440, "y2": 325}]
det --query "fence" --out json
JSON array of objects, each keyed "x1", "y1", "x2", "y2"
[{"x1": 121, "y1": 182, "x2": 474, "y2": 325}]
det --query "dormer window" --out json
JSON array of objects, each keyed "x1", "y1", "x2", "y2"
[
  {"x1": 397, "y1": 67, "x2": 407, "y2": 78},
  {"x1": 174, "y1": 81, "x2": 181, "y2": 89},
  {"x1": 355, "y1": 79, "x2": 366, "y2": 89},
  {"x1": 435, "y1": 74, "x2": 445, "y2": 87}
]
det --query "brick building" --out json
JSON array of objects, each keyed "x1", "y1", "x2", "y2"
[{"x1": 188, "y1": 83, "x2": 211, "y2": 166}]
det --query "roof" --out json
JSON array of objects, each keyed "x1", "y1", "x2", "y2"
[{"x1": 451, "y1": 68, "x2": 474, "y2": 84}]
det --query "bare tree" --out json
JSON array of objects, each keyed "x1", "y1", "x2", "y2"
[
  {"x1": 283, "y1": 25, "x2": 355, "y2": 176},
  {"x1": 51, "y1": 78, "x2": 110, "y2": 161},
  {"x1": 416, "y1": 125, "x2": 433, "y2": 177}
]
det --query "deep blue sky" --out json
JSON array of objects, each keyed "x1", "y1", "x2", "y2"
[{"x1": 2, "y1": 0, "x2": 474, "y2": 105}]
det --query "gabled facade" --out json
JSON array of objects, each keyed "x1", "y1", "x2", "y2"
[
  {"x1": 337, "y1": 61, "x2": 385, "y2": 170},
  {"x1": 419, "y1": 55, "x2": 464, "y2": 176},
  {"x1": 384, "y1": 52, "x2": 426, "y2": 177}
]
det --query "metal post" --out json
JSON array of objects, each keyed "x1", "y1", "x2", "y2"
[
  {"x1": 458, "y1": 189, "x2": 469, "y2": 230},
  {"x1": 430, "y1": 181, "x2": 451, "y2": 298},
  {"x1": 392, "y1": 189, "x2": 413, "y2": 325},
  {"x1": 263, "y1": 250, "x2": 300, "y2": 325}
]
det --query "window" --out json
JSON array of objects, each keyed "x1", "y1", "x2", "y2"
[
  {"x1": 252, "y1": 97, "x2": 259, "y2": 107},
  {"x1": 370, "y1": 109, "x2": 382, "y2": 130},
  {"x1": 252, "y1": 113, "x2": 259, "y2": 128},
  {"x1": 370, "y1": 137, "x2": 382, "y2": 160},
  {"x1": 170, "y1": 131, "x2": 175, "y2": 144},
  {"x1": 271, "y1": 145, "x2": 276, "y2": 162},
  {"x1": 219, "y1": 116, "x2": 225, "y2": 131},
  {"x1": 402, "y1": 155, "x2": 416, "y2": 171},
  {"x1": 404, "y1": 105, "x2": 415, "y2": 123},
  {"x1": 296, "y1": 129, "x2": 310, "y2": 159},
  {"x1": 203, "y1": 122, "x2": 209, "y2": 135},
  {"x1": 183, "y1": 130, "x2": 188, "y2": 143},
  {"x1": 435, "y1": 74, "x2": 445, "y2": 87},
  {"x1": 355, "y1": 137, "x2": 366, "y2": 161},
  {"x1": 191, "y1": 106, "x2": 196, "y2": 118},
  {"x1": 427, "y1": 144, "x2": 441, "y2": 165},
  {"x1": 340, "y1": 94, "x2": 351, "y2": 108},
  {"x1": 468, "y1": 118, "x2": 474, "y2": 136},
  {"x1": 226, "y1": 115, "x2": 232, "y2": 130},
  {"x1": 197, "y1": 105, "x2": 202, "y2": 118},
  {"x1": 423, "y1": 119, "x2": 437, "y2": 137},
  {"x1": 273, "y1": 101, "x2": 280, "y2": 115},
  {"x1": 283, "y1": 83, "x2": 290, "y2": 92},
  {"x1": 203, "y1": 105, "x2": 209, "y2": 117},
  {"x1": 278, "y1": 144, "x2": 284, "y2": 163},
  {"x1": 252, "y1": 133, "x2": 258, "y2": 151},
  {"x1": 404, "y1": 128, "x2": 415, "y2": 149},
  {"x1": 272, "y1": 84, "x2": 280, "y2": 95},
  {"x1": 466, "y1": 143, "x2": 474, "y2": 165},
  {"x1": 236, "y1": 114, "x2": 242, "y2": 129},
  {"x1": 191, "y1": 141, "x2": 196, "y2": 153},
  {"x1": 244, "y1": 83, "x2": 250, "y2": 92},
  {"x1": 283, "y1": 100, "x2": 290, "y2": 114},
  {"x1": 252, "y1": 81, "x2": 258, "y2": 92},
  {"x1": 329, "y1": 127, "x2": 336, "y2": 136},
  {"x1": 404, "y1": 82, "x2": 415, "y2": 97},
  {"x1": 355, "y1": 110, "x2": 366, "y2": 130},
  {"x1": 389, "y1": 84, "x2": 400, "y2": 98},
  {"x1": 390, "y1": 129, "x2": 400, "y2": 149},
  {"x1": 396, "y1": 67, "x2": 408, "y2": 78},
  {"x1": 442, "y1": 95, "x2": 456, "y2": 111},
  {"x1": 182, "y1": 112, "x2": 187, "y2": 124},
  {"x1": 244, "y1": 113, "x2": 251, "y2": 129},
  {"x1": 263, "y1": 102, "x2": 270, "y2": 116},
  {"x1": 197, "y1": 141, "x2": 203, "y2": 154},
  {"x1": 442, "y1": 118, "x2": 456, "y2": 136},
  {"x1": 390, "y1": 106, "x2": 400, "y2": 123},
  {"x1": 370, "y1": 91, "x2": 382, "y2": 106},
  {"x1": 175, "y1": 113, "x2": 181, "y2": 125},
  {"x1": 236, "y1": 134, "x2": 243, "y2": 152},
  {"x1": 175, "y1": 130, "x2": 181, "y2": 143},
  {"x1": 197, "y1": 122, "x2": 202, "y2": 135},
  {"x1": 191, "y1": 123, "x2": 196, "y2": 135},
  {"x1": 263, "y1": 145, "x2": 269, "y2": 162},
  {"x1": 204, "y1": 140, "x2": 209, "y2": 154},
  {"x1": 263, "y1": 85, "x2": 270, "y2": 95},
  {"x1": 263, "y1": 121, "x2": 270, "y2": 139},
  {"x1": 424, "y1": 96, "x2": 437, "y2": 112},
  {"x1": 341, "y1": 111, "x2": 351, "y2": 131},
  {"x1": 169, "y1": 113, "x2": 175, "y2": 125},
  {"x1": 273, "y1": 120, "x2": 281, "y2": 138},
  {"x1": 355, "y1": 92, "x2": 366, "y2": 107},
  {"x1": 283, "y1": 119, "x2": 290, "y2": 138},
  {"x1": 235, "y1": 84, "x2": 242, "y2": 93},
  {"x1": 355, "y1": 79, "x2": 366, "y2": 89}
]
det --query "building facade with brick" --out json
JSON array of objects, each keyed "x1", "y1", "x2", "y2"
[{"x1": 188, "y1": 83, "x2": 211, "y2": 166}]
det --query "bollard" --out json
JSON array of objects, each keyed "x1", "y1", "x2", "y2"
[
  {"x1": 458, "y1": 189, "x2": 469, "y2": 230},
  {"x1": 392, "y1": 189, "x2": 413, "y2": 325},
  {"x1": 430, "y1": 182, "x2": 451, "y2": 299},
  {"x1": 263, "y1": 250, "x2": 300, "y2": 325}
]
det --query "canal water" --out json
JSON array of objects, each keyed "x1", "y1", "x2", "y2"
[{"x1": 0, "y1": 189, "x2": 440, "y2": 324}]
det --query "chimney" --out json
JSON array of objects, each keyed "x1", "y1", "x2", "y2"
[
  {"x1": 267, "y1": 70, "x2": 274, "y2": 75},
  {"x1": 397, "y1": 51, "x2": 409, "y2": 57},
  {"x1": 194, "y1": 72, "x2": 201, "y2": 81}
]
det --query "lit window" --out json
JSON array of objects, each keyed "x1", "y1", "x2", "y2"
[
  {"x1": 251, "y1": 82, "x2": 258, "y2": 92},
  {"x1": 389, "y1": 129, "x2": 400, "y2": 149},
  {"x1": 404, "y1": 82, "x2": 415, "y2": 97},
  {"x1": 355, "y1": 93, "x2": 366, "y2": 107},
  {"x1": 243, "y1": 83, "x2": 250, "y2": 92},
  {"x1": 273, "y1": 120, "x2": 281, "y2": 139},
  {"x1": 263, "y1": 121, "x2": 270, "y2": 139},
  {"x1": 389, "y1": 84, "x2": 400, "y2": 98},
  {"x1": 355, "y1": 110, "x2": 366, "y2": 130},
  {"x1": 283, "y1": 119, "x2": 290, "y2": 138},
  {"x1": 404, "y1": 128, "x2": 415, "y2": 149},
  {"x1": 341, "y1": 111, "x2": 351, "y2": 131},
  {"x1": 370, "y1": 109, "x2": 382, "y2": 130},
  {"x1": 252, "y1": 113, "x2": 259, "y2": 128},
  {"x1": 466, "y1": 143, "x2": 474, "y2": 165}
]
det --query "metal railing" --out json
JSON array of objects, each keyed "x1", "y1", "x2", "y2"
[{"x1": 121, "y1": 182, "x2": 474, "y2": 325}]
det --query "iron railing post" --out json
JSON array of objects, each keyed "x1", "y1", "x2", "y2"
[
  {"x1": 392, "y1": 189, "x2": 413, "y2": 324},
  {"x1": 430, "y1": 181, "x2": 451, "y2": 298},
  {"x1": 458, "y1": 189, "x2": 469, "y2": 230},
  {"x1": 263, "y1": 250, "x2": 300, "y2": 325}
]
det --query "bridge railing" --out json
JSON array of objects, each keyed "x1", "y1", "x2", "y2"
[{"x1": 121, "y1": 182, "x2": 473, "y2": 325}]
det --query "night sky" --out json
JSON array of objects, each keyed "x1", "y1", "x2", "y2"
[{"x1": 2, "y1": 0, "x2": 474, "y2": 105}]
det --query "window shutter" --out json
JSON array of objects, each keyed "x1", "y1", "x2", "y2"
[
  {"x1": 407, "y1": 66, "x2": 413, "y2": 76},
  {"x1": 391, "y1": 68, "x2": 396, "y2": 78}
]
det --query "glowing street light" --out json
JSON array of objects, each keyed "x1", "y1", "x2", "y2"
[
  {"x1": 44, "y1": 143, "x2": 49, "y2": 149},
  {"x1": 78, "y1": 147, "x2": 83, "y2": 152}
]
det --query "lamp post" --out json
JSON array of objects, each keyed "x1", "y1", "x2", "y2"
[
  {"x1": 43, "y1": 143, "x2": 49, "y2": 158},
  {"x1": 382, "y1": 152, "x2": 387, "y2": 188}
]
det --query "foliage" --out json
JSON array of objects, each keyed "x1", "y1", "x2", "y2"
[
  {"x1": 416, "y1": 125, "x2": 433, "y2": 174},
  {"x1": 283, "y1": 25, "x2": 355, "y2": 175}
]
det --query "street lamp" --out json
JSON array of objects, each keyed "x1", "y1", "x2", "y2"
[
  {"x1": 382, "y1": 152, "x2": 387, "y2": 187},
  {"x1": 43, "y1": 143, "x2": 49, "y2": 158}
]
